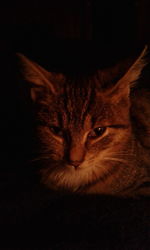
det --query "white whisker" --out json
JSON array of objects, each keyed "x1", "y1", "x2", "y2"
[{"x1": 104, "y1": 157, "x2": 130, "y2": 165}]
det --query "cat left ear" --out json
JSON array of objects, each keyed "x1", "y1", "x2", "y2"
[
  {"x1": 107, "y1": 46, "x2": 148, "y2": 101},
  {"x1": 17, "y1": 53, "x2": 57, "y2": 101}
]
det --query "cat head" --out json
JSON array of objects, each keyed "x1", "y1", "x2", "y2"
[{"x1": 17, "y1": 47, "x2": 147, "y2": 194}]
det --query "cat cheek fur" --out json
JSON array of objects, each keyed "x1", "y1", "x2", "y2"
[{"x1": 36, "y1": 126, "x2": 65, "y2": 161}]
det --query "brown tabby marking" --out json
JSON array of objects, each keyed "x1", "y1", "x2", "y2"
[{"x1": 17, "y1": 47, "x2": 150, "y2": 197}]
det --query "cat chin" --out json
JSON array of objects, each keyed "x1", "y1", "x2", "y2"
[
  {"x1": 41, "y1": 176, "x2": 115, "y2": 195},
  {"x1": 40, "y1": 167, "x2": 93, "y2": 191},
  {"x1": 40, "y1": 162, "x2": 112, "y2": 193}
]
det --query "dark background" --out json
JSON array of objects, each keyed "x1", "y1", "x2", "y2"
[
  {"x1": 1, "y1": 1, "x2": 150, "y2": 249},
  {"x1": 1, "y1": 0, "x2": 150, "y2": 70}
]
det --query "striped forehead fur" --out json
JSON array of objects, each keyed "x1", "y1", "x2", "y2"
[{"x1": 61, "y1": 75, "x2": 99, "y2": 126}]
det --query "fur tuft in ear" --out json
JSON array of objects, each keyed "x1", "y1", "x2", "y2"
[
  {"x1": 106, "y1": 46, "x2": 148, "y2": 102},
  {"x1": 17, "y1": 53, "x2": 57, "y2": 101},
  {"x1": 123, "y1": 45, "x2": 148, "y2": 88}
]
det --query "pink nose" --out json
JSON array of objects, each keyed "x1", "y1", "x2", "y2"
[
  {"x1": 68, "y1": 143, "x2": 85, "y2": 168},
  {"x1": 69, "y1": 160, "x2": 83, "y2": 168}
]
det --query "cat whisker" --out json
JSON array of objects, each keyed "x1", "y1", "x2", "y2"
[
  {"x1": 107, "y1": 151, "x2": 136, "y2": 155},
  {"x1": 103, "y1": 157, "x2": 130, "y2": 165},
  {"x1": 86, "y1": 153, "x2": 135, "y2": 166},
  {"x1": 109, "y1": 154, "x2": 136, "y2": 158}
]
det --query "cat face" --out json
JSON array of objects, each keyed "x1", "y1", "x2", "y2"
[
  {"x1": 36, "y1": 85, "x2": 132, "y2": 192},
  {"x1": 18, "y1": 47, "x2": 147, "y2": 194}
]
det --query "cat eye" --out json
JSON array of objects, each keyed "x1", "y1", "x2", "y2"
[
  {"x1": 88, "y1": 127, "x2": 106, "y2": 139},
  {"x1": 50, "y1": 126, "x2": 63, "y2": 136}
]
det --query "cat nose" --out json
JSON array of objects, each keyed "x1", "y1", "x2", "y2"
[
  {"x1": 68, "y1": 144, "x2": 85, "y2": 168},
  {"x1": 69, "y1": 160, "x2": 83, "y2": 168}
]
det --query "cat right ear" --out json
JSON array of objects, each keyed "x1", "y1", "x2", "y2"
[
  {"x1": 17, "y1": 53, "x2": 57, "y2": 101},
  {"x1": 102, "y1": 46, "x2": 148, "y2": 102}
]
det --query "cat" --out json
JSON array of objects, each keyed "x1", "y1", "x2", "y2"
[{"x1": 17, "y1": 46, "x2": 150, "y2": 197}]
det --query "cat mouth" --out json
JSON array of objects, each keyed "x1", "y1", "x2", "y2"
[
  {"x1": 67, "y1": 163, "x2": 91, "y2": 171},
  {"x1": 64, "y1": 160, "x2": 123, "y2": 192},
  {"x1": 39, "y1": 157, "x2": 124, "y2": 193}
]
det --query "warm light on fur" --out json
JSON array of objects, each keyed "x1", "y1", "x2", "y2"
[{"x1": 18, "y1": 47, "x2": 150, "y2": 197}]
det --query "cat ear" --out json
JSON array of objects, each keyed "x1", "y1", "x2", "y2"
[
  {"x1": 106, "y1": 46, "x2": 148, "y2": 102},
  {"x1": 17, "y1": 53, "x2": 57, "y2": 101}
]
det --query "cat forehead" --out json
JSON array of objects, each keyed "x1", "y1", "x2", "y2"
[
  {"x1": 60, "y1": 83, "x2": 102, "y2": 112},
  {"x1": 49, "y1": 85, "x2": 111, "y2": 127}
]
